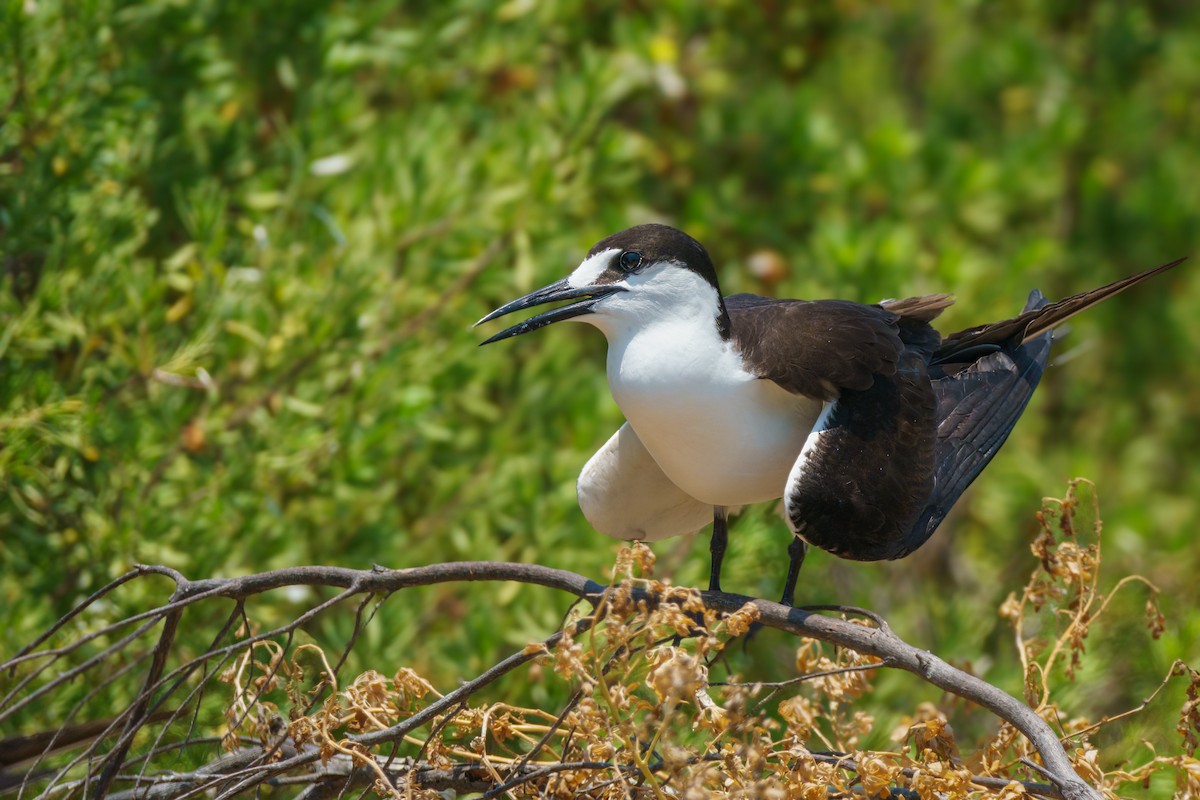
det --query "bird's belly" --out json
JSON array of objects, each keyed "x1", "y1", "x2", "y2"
[{"x1": 611, "y1": 376, "x2": 822, "y2": 508}]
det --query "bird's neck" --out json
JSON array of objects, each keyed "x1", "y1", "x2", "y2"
[
  {"x1": 591, "y1": 311, "x2": 746, "y2": 413},
  {"x1": 578, "y1": 270, "x2": 741, "y2": 400}
]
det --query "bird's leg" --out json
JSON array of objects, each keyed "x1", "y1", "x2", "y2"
[
  {"x1": 736, "y1": 528, "x2": 808, "y2": 648},
  {"x1": 708, "y1": 506, "x2": 729, "y2": 593},
  {"x1": 780, "y1": 536, "x2": 808, "y2": 607}
]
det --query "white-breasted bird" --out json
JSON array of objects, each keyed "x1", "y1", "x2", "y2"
[{"x1": 477, "y1": 224, "x2": 1182, "y2": 604}]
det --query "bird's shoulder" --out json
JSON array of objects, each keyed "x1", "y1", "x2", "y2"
[{"x1": 726, "y1": 292, "x2": 953, "y2": 400}]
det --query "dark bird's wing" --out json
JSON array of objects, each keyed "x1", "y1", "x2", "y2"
[
  {"x1": 726, "y1": 293, "x2": 952, "y2": 399},
  {"x1": 727, "y1": 293, "x2": 955, "y2": 561},
  {"x1": 897, "y1": 256, "x2": 1186, "y2": 555},
  {"x1": 896, "y1": 290, "x2": 1053, "y2": 557}
]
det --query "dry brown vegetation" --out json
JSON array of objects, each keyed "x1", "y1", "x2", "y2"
[{"x1": 2, "y1": 482, "x2": 1197, "y2": 799}]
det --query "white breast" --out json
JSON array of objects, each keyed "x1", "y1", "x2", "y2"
[
  {"x1": 575, "y1": 262, "x2": 823, "y2": 508},
  {"x1": 603, "y1": 320, "x2": 821, "y2": 506}
]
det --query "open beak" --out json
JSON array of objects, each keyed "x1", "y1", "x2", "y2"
[{"x1": 474, "y1": 278, "x2": 627, "y2": 345}]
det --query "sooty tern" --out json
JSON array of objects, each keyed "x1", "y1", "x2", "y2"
[{"x1": 477, "y1": 224, "x2": 1182, "y2": 605}]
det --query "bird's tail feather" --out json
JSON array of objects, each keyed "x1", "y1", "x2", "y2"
[{"x1": 936, "y1": 256, "x2": 1186, "y2": 363}]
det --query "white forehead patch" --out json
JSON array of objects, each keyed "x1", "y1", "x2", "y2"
[{"x1": 568, "y1": 248, "x2": 619, "y2": 289}]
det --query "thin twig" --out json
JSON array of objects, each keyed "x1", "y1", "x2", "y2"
[
  {"x1": 712, "y1": 658, "x2": 894, "y2": 689},
  {"x1": 92, "y1": 607, "x2": 183, "y2": 797},
  {"x1": 8, "y1": 569, "x2": 148, "y2": 666},
  {"x1": 1060, "y1": 659, "x2": 1184, "y2": 741}
]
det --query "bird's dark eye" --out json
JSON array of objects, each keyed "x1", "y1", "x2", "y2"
[{"x1": 618, "y1": 251, "x2": 643, "y2": 272}]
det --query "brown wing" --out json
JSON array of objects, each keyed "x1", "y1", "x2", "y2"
[
  {"x1": 726, "y1": 293, "x2": 952, "y2": 560},
  {"x1": 784, "y1": 347, "x2": 938, "y2": 561},
  {"x1": 898, "y1": 290, "x2": 1054, "y2": 557},
  {"x1": 727, "y1": 293, "x2": 953, "y2": 399}
]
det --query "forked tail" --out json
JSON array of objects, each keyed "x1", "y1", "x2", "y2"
[{"x1": 936, "y1": 257, "x2": 1186, "y2": 364}]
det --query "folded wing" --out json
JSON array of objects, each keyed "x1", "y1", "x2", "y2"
[
  {"x1": 898, "y1": 290, "x2": 1053, "y2": 557},
  {"x1": 577, "y1": 422, "x2": 713, "y2": 541},
  {"x1": 729, "y1": 294, "x2": 953, "y2": 560}
]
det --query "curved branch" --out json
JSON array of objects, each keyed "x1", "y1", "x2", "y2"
[{"x1": 705, "y1": 592, "x2": 1097, "y2": 800}]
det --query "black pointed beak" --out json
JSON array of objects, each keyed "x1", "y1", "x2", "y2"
[{"x1": 474, "y1": 278, "x2": 627, "y2": 345}]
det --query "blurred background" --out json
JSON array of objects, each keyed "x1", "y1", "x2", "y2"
[{"x1": 3, "y1": 0, "x2": 1198, "y2": 781}]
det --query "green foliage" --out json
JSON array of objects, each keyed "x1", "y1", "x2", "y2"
[{"x1": 3, "y1": 0, "x2": 1198, "y2": 786}]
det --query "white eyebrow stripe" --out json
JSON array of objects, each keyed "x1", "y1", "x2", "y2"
[{"x1": 568, "y1": 248, "x2": 619, "y2": 288}]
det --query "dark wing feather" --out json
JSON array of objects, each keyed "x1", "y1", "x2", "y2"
[
  {"x1": 727, "y1": 294, "x2": 950, "y2": 399},
  {"x1": 898, "y1": 259, "x2": 1185, "y2": 555},
  {"x1": 895, "y1": 290, "x2": 1053, "y2": 556},
  {"x1": 937, "y1": 258, "x2": 1185, "y2": 362},
  {"x1": 739, "y1": 258, "x2": 1182, "y2": 561},
  {"x1": 762, "y1": 293, "x2": 952, "y2": 560},
  {"x1": 785, "y1": 348, "x2": 938, "y2": 560},
  {"x1": 899, "y1": 258, "x2": 1185, "y2": 551}
]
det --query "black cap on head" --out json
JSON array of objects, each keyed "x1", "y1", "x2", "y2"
[{"x1": 587, "y1": 224, "x2": 722, "y2": 292}]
